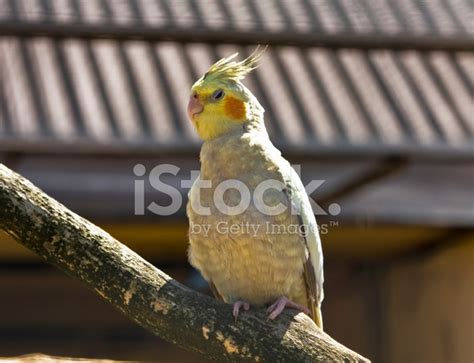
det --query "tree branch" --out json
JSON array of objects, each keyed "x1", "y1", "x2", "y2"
[{"x1": 0, "y1": 164, "x2": 369, "y2": 362}]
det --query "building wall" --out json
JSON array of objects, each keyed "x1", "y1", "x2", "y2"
[
  {"x1": 383, "y1": 239, "x2": 474, "y2": 363},
  {"x1": 324, "y1": 237, "x2": 474, "y2": 363}
]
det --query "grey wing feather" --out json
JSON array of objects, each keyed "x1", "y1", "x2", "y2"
[
  {"x1": 282, "y1": 165, "x2": 325, "y2": 325},
  {"x1": 208, "y1": 280, "x2": 223, "y2": 301}
]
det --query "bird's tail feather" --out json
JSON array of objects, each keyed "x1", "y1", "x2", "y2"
[{"x1": 312, "y1": 306, "x2": 323, "y2": 330}]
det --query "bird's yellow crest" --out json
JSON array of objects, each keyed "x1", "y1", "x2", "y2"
[
  {"x1": 188, "y1": 47, "x2": 267, "y2": 141},
  {"x1": 201, "y1": 46, "x2": 267, "y2": 84}
]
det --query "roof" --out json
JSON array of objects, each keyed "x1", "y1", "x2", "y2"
[
  {"x1": 0, "y1": 0, "x2": 472, "y2": 157},
  {"x1": 0, "y1": 0, "x2": 472, "y2": 45}
]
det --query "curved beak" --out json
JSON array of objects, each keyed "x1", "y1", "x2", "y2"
[{"x1": 187, "y1": 93, "x2": 204, "y2": 122}]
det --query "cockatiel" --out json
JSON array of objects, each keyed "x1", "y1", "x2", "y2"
[{"x1": 186, "y1": 48, "x2": 324, "y2": 328}]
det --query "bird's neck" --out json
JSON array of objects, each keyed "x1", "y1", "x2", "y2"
[
  {"x1": 203, "y1": 110, "x2": 266, "y2": 143},
  {"x1": 200, "y1": 112, "x2": 270, "y2": 169}
]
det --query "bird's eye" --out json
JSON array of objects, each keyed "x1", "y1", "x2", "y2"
[{"x1": 212, "y1": 89, "x2": 225, "y2": 101}]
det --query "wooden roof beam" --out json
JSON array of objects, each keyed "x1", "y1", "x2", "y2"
[{"x1": 0, "y1": 21, "x2": 473, "y2": 51}]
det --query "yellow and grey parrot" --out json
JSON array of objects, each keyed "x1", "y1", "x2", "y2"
[{"x1": 186, "y1": 48, "x2": 324, "y2": 329}]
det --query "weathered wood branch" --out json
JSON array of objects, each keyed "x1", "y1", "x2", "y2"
[{"x1": 0, "y1": 163, "x2": 369, "y2": 362}]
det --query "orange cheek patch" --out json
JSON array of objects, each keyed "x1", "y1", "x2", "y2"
[{"x1": 224, "y1": 96, "x2": 246, "y2": 120}]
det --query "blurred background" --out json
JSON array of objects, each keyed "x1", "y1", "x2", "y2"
[{"x1": 0, "y1": 0, "x2": 473, "y2": 362}]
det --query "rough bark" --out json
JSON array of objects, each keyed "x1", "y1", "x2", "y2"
[
  {"x1": 1, "y1": 353, "x2": 126, "y2": 362},
  {"x1": 0, "y1": 164, "x2": 369, "y2": 363}
]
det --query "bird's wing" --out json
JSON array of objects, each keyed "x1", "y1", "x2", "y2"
[
  {"x1": 282, "y1": 165, "x2": 324, "y2": 328},
  {"x1": 208, "y1": 280, "x2": 224, "y2": 301},
  {"x1": 298, "y1": 213, "x2": 324, "y2": 329}
]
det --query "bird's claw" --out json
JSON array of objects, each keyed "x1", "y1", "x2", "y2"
[
  {"x1": 232, "y1": 300, "x2": 250, "y2": 321},
  {"x1": 266, "y1": 296, "x2": 311, "y2": 320}
]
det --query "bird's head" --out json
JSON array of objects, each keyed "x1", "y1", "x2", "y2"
[{"x1": 187, "y1": 47, "x2": 266, "y2": 141}]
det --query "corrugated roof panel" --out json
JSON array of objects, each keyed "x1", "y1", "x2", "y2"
[
  {"x1": 445, "y1": 0, "x2": 472, "y2": 33},
  {"x1": 116, "y1": 42, "x2": 154, "y2": 137},
  {"x1": 136, "y1": 0, "x2": 169, "y2": 27},
  {"x1": 311, "y1": 1, "x2": 346, "y2": 33},
  {"x1": 30, "y1": 38, "x2": 76, "y2": 138},
  {"x1": 49, "y1": 0, "x2": 76, "y2": 23},
  {"x1": 362, "y1": 0, "x2": 403, "y2": 34},
  {"x1": 125, "y1": 41, "x2": 176, "y2": 142},
  {"x1": 18, "y1": 0, "x2": 44, "y2": 21},
  {"x1": 331, "y1": 50, "x2": 384, "y2": 139},
  {"x1": 253, "y1": 49, "x2": 306, "y2": 143},
  {"x1": 193, "y1": 0, "x2": 228, "y2": 29},
  {"x1": 249, "y1": 45, "x2": 289, "y2": 139},
  {"x1": 430, "y1": 52, "x2": 473, "y2": 133},
  {"x1": 155, "y1": 42, "x2": 197, "y2": 140},
  {"x1": 401, "y1": 51, "x2": 465, "y2": 143},
  {"x1": 62, "y1": 40, "x2": 114, "y2": 140},
  {"x1": 271, "y1": 49, "x2": 320, "y2": 140},
  {"x1": 224, "y1": 0, "x2": 260, "y2": 31},
  {"x1": 336, "y1": 0, "x2": 376, "y2": 32},
  {"x1": 238, "y1": 70, "x2": 281, "y2": 138},
  {"x1": 188, "y1": 1, "x2": 211, "y2": 29},
  {"x1": 394, "y1": 0, "x2": 435, "y2": 34},
  {"x1": 161, "y1": 0, "x2": 197, "y2": 28},
  {"x1": 278, "y1": 47, "x2": 337, "y2": 143},
  {"x1": 370, "y1": 51, "x2": 437, "y2": 144},
  {"x1": 456, "y1": 52, "x2": 474, "y2": 87},
  {"x1": 1, "y1": 0, "x2": 472, "y2": 36},
  {"x1": 76, "y1": 0, "x2": 107, "y2": 24},
  {"x1": 420, "y1": 0, "x2": 459, "y2": 35},
  {"x1": 241, "y1": 75, "x2": 280, "y2": 139},
  {"x1": 252, "y1": 0, "x2": 286, "y2": 32},
  {"x1": 206, "y1": 0, "x2": 238, "y2": 29},
  {"x1": 277, "y1": 0, "x2": 313, "y2": 32},
  {"x1": 0, "y1": 38, "x2": 41, "y2": 136},
  {"x1": 309, "y1": 49, "x2": 371, "y2": 143},
  {"x1": 185, "y1": 43, "x2": 216, "y2": 77},
  {"x1": 0, "y1": 35, "x2": 472, "y2": 149},
  {"x1": 339, "y1": 50, "x2": 404, "y2": 143},
  {"x1": 0, "y1": 0, "x2": 11, "y2": 19},
  {"x1": 426, "y1": 51, "x2": 473, "y2": 135},
  {"x1": 106, "y1": 0, "x2": 136, "y2": 25},
  {"x1": 91, "y1": 40, "x2": 145, "y2": 140}
]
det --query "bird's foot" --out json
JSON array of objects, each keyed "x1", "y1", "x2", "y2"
[
  {"x1": 232, "y1": 300, "x2": 250, "y2": 321},
  {"x1": 266, "y1": 296, "x2": 311, "y2": 320}
]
